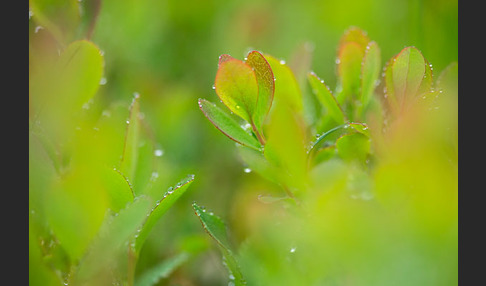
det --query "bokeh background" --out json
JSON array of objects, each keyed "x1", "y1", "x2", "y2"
[{"x1": 29, "y1": 0, "x2": 458, "y2": 285}]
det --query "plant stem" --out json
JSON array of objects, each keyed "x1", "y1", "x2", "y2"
[
  {"x1": 250, "y1": 120, "x2": 266, "y2": 146},
  {"x1": 127, "y1": 246, "x2": 138, "y2": 286}
]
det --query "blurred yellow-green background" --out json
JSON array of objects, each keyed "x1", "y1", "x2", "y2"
[{"x1": 29, "y1": 0, "x2": 458, "y2": 285}]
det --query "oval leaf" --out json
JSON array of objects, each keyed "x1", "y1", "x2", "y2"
[
  {"x1": 199, "y1": 99, "x2": 262, "y2": 151},
  {"x1": 337, "y1": 42, "x2": 365, "y2": 104},
  {"x1": 214, "y1": 59, "x2": 259, "y2": 123},
  {"x1": 391, "y1": 47, "x2": 426, "y2": 106},
  {"x1": 336, "y1": 132, "x2": 371, "y2": 164}
]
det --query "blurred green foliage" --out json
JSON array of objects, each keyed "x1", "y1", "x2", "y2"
[{"x1": 29, "y1": 0, "x2": 457, "y2": 285}]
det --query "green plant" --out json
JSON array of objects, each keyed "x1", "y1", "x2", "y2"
[
  {"x1": 196, "y1": 27, "x2": 458, "y2": 285},
  {"x1": 29, "y1": 4, "x2": 200, "y2": 285}
]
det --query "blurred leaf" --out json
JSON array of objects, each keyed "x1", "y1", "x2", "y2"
[
  {"x1": 436, "y1": 62, "x2": 458, "y2": 95},
  {"x1": 100, "y1": 167, "x2": 135, "y2": 213},
  {"x1": 78, "y1": 0, "x2": 102, "y2": 39},
  {"x1": 337, "y1": 42, "x2": 365, "y2": 106},
  {"x1": 120, "y1": 94, "x2": 141, "y2": 181},
  {"x1": 30, "y1": 0, "x2": 80, "y2": 43},
  {"x1": 360, "y1": 41, "x2": 381, "y2": 113},
  {"x1": 56, "y1": 40, "x2": 104, "y2": 112},
  {"x1": 135, "y1": 252, "x2": 190, "y2": 286},
  {"x1": 245, "y1": 51, "x2": 275, "y2": 133},
  {"x1": 218, "y1": 54, "x2": 235, "y2": 66},
  {"x1": 236, "y1": 144, "x2": 280, "y2": 185},
  {"x1": 389, "y1": 47, "x2": 426, "y2": 108},
  {"x1": 336, "y1": 132, "x2": 370, "y2": 164},
  {"x1": 193, "y1": 203, "x2": 245, "y2": 285},
  {"x1": 418, "y1": 59, "x2": 434, "y2": 97},
  {"x1": 264, "y1": 103, "x2": 307, "y2": 193},
  {"x1": 134, "y1": 175, "x2": 195, "y2": 254},
  {"x1": 198, "y1": 99, "x2": 262, "y2": 151},
  {"x1": 348, "y1": 122, "x2": 371, "y2": 137},
  {"x1": 264, "y1": 54, "x2": 303, "y2": 114},
  {"x1": 215, "y1": 59, "x2": 259, "y2": 123},
  {"x1": 308, "y1": 71, "x2": 346, "y2": 124},
  {"x1": 74, "y1": 197, "x2": 151, "y2": 284},
  {"x1": 338, "y1": 26, "x2": 370, "y2": 52},
  {"x1": 45, "y1": 169, "x2": 110, "y2": 263}
]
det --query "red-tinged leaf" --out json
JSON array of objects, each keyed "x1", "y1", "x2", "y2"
[
  {"x1": 338, "y1": 26, "x2": 370, "y2": 52},
  {"x1": 245, "y1": 51, "x2": 275, "y2": 132},
  {"x1": 218, "y1": 54, "x2": 235, "y2": 67},
  {"x1": 215, "y1": 59, "x2": 259, "y2": 123},
  {"x1": 360, "y1": 41, "x2": 381, "y2": 112},
  {"x1": 198, "y1": 99, "x2": 262, "y2": 151},
  {"x1": 308, "y1": 72, "x2": 346, "y2": 124},
  {"x1": 391, "y1": 47, "x2": 426, "y2": 106},
  {"x1": 418, "y1": 59, "x2": 434, "y2": 96},
  {"x1": 383, "y1": 57, "x2": 399, "y2": 113}
]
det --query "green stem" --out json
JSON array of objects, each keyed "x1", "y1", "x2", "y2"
[
  {"x1": 127, "y1": 246, "x2": 138, "y2": 286},
  {"x1": 250, "y1": 120, "x2": 266, "y2": 146}
]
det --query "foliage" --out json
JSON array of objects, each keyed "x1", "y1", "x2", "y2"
[
  {"x1": 196, "y1": 27, "x2": 457, "y2": 285},
  {"x1": 29, "y1": 1, "x2": 457, "y2": 285}
]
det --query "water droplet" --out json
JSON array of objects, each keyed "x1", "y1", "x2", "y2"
[
  {"x1": 126, "y1": 120, "x2": 130, "y2": 124},
  {"x1": 212, "y1": 85, "x2": 216, "y2": 90},
  {"x1": 99, "y1": 77, "x2": 107, "y2": 85},
  {"x1": 279, "y1": 59, "x2": 286, "y2": 65},
  {"x1": 133, "y1": 92, "x2": 140, "y2": 99},
  {"x1": 335, "y1": 58, "x2": 341, "y2": 64},
  {"x1": 290, "y1": 247, "x2": 296, "y2": 253},
  {"x1": 151, "y1": 172, "x2": 159, "y2": 180},
  {"x1": 154, "y1": 149, "x2": 164, "y2": 157},
  {"x1": 29, "y1": 10, "x2": 33, "y2": 19},
  {"x1": 243, "y1": 168, "x2": 252, "y2": 173},
  {"x1": 34, "y1": 26, "x2": 44, "y2": 33}
]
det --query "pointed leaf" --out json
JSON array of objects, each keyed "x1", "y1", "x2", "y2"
[
  {"x1": 134, "y1": 175, "x2": 195, "y2": 253},
  {"x1": 308, "y1": 72, "x2": 346, "y2": 124},
  {"x1": 199, "y1": 99, "x2": 262, "y2": 151},
  {"x1": 135, "y1": 252, "x2": 190, "y2": 286},
  {"x1": 360, "y1": 41, "x2": 381, "y2": 111},
  {"x1": 245, "y1": 51, "x2": 275, "y2": 132},
  {"x1": 193, "y1": 203, "x2": 245, "y2": 285},
  {"x1": 120, "y1": 93, "x2": 141, "y2": 180},
  {"x1": 436, "y1": 62, "x2": 458, "y2": 95},
  {"x1": 214, "y1": 59, "x2": 259, "y2": 123}
]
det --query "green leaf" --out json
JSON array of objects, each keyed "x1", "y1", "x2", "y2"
[
  {"x1": 236, "y1": 144, "x2": 280, "y2": 185},
  {"x1": 245, "y1": 51, "x2": 275, "y2": 133},
  {"x1": 29, "y1": 0, "x2": 80, "y2": 43},
  {"x1": 360, "y1": 41, "x2": 381, "y2": 113},
  {"x1": 264, "y1": 103, "x2": 307, "y2": 193},
  {"x1": 337, "y1": 42, "x2": 365, "y2": 104},
  {"x1": 101, "y1": 167, "x2": 135, "y2": 213},
  {"x1": 264, "y1": 54, "x2": 304, "y2": 114},
  {"x1": 215, "y1": 58, "x2": 259, "y2": 123},
  {"x1": 198, "y1": 99, "x2": 262, "y2": 151},
  {"x1": 390, "y1": 47, "x2": 426, "y2": 107},
  {"x1": 73, "y1": 197, "x2": 151, "y2": 284},
  {"x1": 134, "y1": 175, "x2": 195, "y2": 254},
  {"x1": 308, "y1": 71, "x2": 346, "y2": 124},
  {"x1": 336, "y1": 132, "x2": 371, "y2": 164},
  {"x1": 436, "y1": 62, "x2": 458, "y2": 95},
  {"x1": 120, "y1": 93, "x2": 141, "y2": 181},
  {"x1": 135, "y1": 252, "x2": 190, "y2": 286},
  {"x1": 56, "y1": 40, "x2": 104, "y2": 111},
  {"x1": 193, "y1": 203, "x2": 245, "y2": 285}
]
